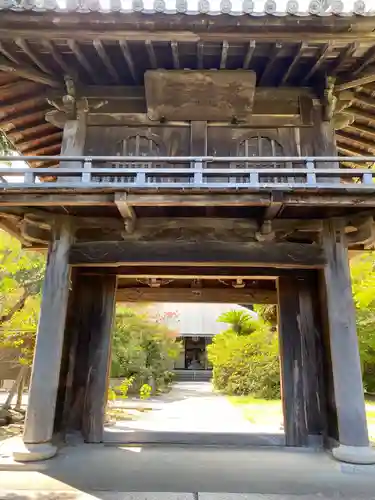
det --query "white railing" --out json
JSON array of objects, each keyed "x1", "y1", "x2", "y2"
[{"x1": 0, "y1": 156, "x2": 374, "y2": 190}]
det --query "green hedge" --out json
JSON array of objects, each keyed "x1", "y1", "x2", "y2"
[{"x1": 208, "y1": 328, "x2": 280, "y2": 399}]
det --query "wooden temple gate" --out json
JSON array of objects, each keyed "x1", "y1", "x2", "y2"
[{"x1": 1, "y1": 0, "x2": 375, "y2": 464}]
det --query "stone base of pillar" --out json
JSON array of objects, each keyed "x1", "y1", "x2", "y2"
[
  {"x1": 11, "y1": 438, "x2": 57, "y2": 462},
  {"x1": 332, "y1": 445, "x2": 375, "y2": 464}
]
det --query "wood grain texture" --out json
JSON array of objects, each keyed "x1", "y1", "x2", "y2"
[
  {"x1": 69, "y1": 241, "x2": 326, "y2": 268},
  {"x1": 23, "y1": 219, "x2": 73, "y2": 444},
  {"x1": 278, "y1": 276, "x2": 308, "y2": 447},
  {"x1": 82, "y1": 275, "x2": 117, "y2": 443},
  {"x1": 321, "y1": 219, "x2": 369, "y2": 447}
]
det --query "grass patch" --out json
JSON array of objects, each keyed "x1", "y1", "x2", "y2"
[
  {"x1": 229, "y1": 396, "x2": 283, "y2": 428},
  {"x1": 231, "y1": 396, "x2": 375, "y2": 441}
]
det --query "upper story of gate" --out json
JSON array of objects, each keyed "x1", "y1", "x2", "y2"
[{"x1": 1, "y1": 0, "x2": 375, "y2": 249}]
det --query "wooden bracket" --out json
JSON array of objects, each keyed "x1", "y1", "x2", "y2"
[
  {"x1": 256, "y1": 192, "x2": 284, "y2": 241},
  {"x1": 115, "y1": 193, "x2": 136, "y2": 234}
]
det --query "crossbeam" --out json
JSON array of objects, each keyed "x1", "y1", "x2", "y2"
[
  {"x1": 116, "y1": 287, "x2": 277, "y2": 304},
  {"x1": 69, "y1": 241, "x2": 325, "y2": 269}
]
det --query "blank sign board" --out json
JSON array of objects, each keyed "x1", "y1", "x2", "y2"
[{"x1": 145, "y1": 70, "x2": 256, "y2": 122}]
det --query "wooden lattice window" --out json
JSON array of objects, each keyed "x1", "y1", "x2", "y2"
[{"x1": 236, "y1": 135, "x2": 286, "y2": 182}]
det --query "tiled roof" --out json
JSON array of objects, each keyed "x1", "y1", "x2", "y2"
[{"x1": 1, "y1": 0, "x2": 375, "y2": 16}]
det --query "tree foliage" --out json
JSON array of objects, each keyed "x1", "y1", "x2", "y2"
[
  {"x1": 111, "y1": 306, "x2": 181, "y2": 394},
  {"x1": 0, "y1": 231, "x2": 45, "y2": 366},
  {"x1": 208, "y1": 310, "x2": 280, "y2": 399},
  {"x1": 350, "y1": 253, "x2": 375, "y2": 393}
]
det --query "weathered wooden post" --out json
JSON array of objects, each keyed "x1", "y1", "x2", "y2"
[
  {"x1": 321, "y1": 219, "x2": 375, "y2": 464},
  {"x1": 277, "y1": 276, "x2": 308, "y2": 447},
  {"x1": 13, "y1": 219, "x2": 73, "y2": 461}
]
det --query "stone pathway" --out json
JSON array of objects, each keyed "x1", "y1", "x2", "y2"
[{"x1": 106, "y1": 382, "x2": 271, "y2": 434}]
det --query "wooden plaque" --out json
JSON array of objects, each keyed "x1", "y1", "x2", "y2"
[{"x1": 145, "y1": 70, "x2": 256, "y2": 121}]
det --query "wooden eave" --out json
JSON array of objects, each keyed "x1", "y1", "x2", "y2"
[{"x1": 2, "y1": 8, "x2": 375, "y2": 159}]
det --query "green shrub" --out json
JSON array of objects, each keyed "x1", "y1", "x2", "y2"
[
  {"x1": 139, "y1": 383, "x2": 152, "y2": 400},
  {"x1": 111, "y1": 307, "x2": 181, "y2": 394},
  {"x1": 208, "y1": 315, "x2": 280, "y2": 399}
]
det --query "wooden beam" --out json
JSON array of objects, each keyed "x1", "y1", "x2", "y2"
[
  {"x1": 220, "y1": 40, "x2": 229, "y2": 70},
  {"x1": 0, "y1": 41, "x2": 21, "y2": 65},
  {"x1": 0, "y1": 193, "x2": 113, "y2": 206},
  {"x1": 26, "y1": 143, "x2": 60, "y2": 156},
  {"x1": 347, "y1": 122, "x2": 375, "y2": 139},
  {"x1": 67, "y1": 40, "x2": 98, "y2": 84},
  {"x1": 145, "y1": 40, "x2": 158, "y2": 69},
  {"x1": 93, "y1": 40, "x2": 120, "y2": 84},
  {"x1": 43, "y1": 40, "x2": 72, "y2": 75},
  {"x1": 15, "y1": 38, "x2": 52, "y2": 75},
  {"x1": 280, "y1": 42, "x2": 305, "y2": 85},
  {"x1": 197, "y1": 41, "x2": 204, "y2": 70},
  {"x1": 353, "y1": 46, "x2": 375, "y2": 77},
  {"x1": 0, "y1": 81, "x2": 41, "y2": 101},
  {"x1": 243, "y1": 41, "x2": 256, "y2": 70},
  {"x1": 118, "y1": 40, "x2": 137, "y2": 82},
  {"x1": 302, "y1": 43, "x2": 330, "y2": 84},
  {"x1": 353, "y1": 93, "x2": 375, "y2": 109},
  {"x1": 114, "y1": 192, "x2": 136, "y2": 233},
  {"x1": 337, "y1": 143, "x2": 368, "y2": 157},
  {"x1": 8, "y1": 122, "x2": 56, "y2": 142},
  {"x1": 346, "y1": 107, "x2": 375, "y2": 123},
  {"x1": 0, "y1": 109, "x2": 47, "y2": 132},
  {"x1": 116, "y1": 286, "x2": 277, "y2": 304},
  {"x1": 171, "y1": 41, "x2": 180, "y2": 69},
  {"x1": 330, "y1": 42, "x2": 357, "y2": 77},
  {"x1": 1, "y1": 28, "x2": 375, "y2": 44},
  {"x1": 0, "y1": 55, "x2": 61, "y2": 88},
  {"x1": 69, "y1": 241, "x2": 325, "y2": 268},
  {"x1": 259, "y1": 43, "x2": 282, "y2": 86},
  {"x1": 336, "y1": 66, "x2": 375, "y2": 92},
  {"x1": 18, "y1": 132, "x2": 63, "y2": 153},
  {"x1": 0, "y1": 95, "x2": 46, "y2": 118},
  {"x1": 81, "y1": 265, "x2": 312, "y2": 279},
  {"x1": 336, "y1": 131, "x2": 375, "y2": 153}
]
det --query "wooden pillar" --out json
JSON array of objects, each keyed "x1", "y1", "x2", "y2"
[
  {"x1": 277, "y1": 276, "x2": 308, "y2": 447},
  {"x1": 54, "y1": 272, "x2": 116, "y2": 443},
  {"x1": 16, "y1": 220, "x2": 73, "y2": 461},
  {"x1": 59, "y1": 102, "x2": 87, "y2": 175},
  {"x1": 298, "y1": 277, "x2": 326, "y2": 438},
  {"x1": 82, "y1": 275, "x2": 117, "y2": 443},
  {"x1": 321, "y1": 220, "x2": 374, "y2": 463}
]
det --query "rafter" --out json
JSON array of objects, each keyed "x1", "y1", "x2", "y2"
[
  {"x1": 330, "y1": 42, "x2": 357, "y2": 77},
  {"x1": 336, "y1": 131, "x2": 375, "y2": 152},
  {"x1": 353, "y1": 93, "x2": 375, "y2": 109},
  {"x1": 259, "y1": 43, "x2": 282, "y2": 86},
  {"x1": 337, "y1": 143, "x2": 369, "y2": 157},
  {"x1": 302, "y1": 43, "x2": 331, "y2": 84},
  {"x1": 0, "y1": 81, "x2": 41, "y2": 101},
  {"x1": 347, "y1": 123, "x2": 375, "y2": 139},
  {"x1": 347, "y1": 107, "x2": 375, "y2": 123},
  {"x1": 0, "y1": 109, "x2": 47, "y2": 132},
  {"x1": 0, "y1": 95, "x2": 46, "y2": 119},
  {"x1": 8, "y1": 122, "x2": 55, "y2": 142},
  {"x1": 0, "y1": 42, "x2": 21, "y2": 65},
  {"x1": 220, "y1": 40, "x2": 229, "y2": 70},
  {"x1": 280, "y1": 42, "x2": 305, "y2": 85},
  {"x1": 118, "y1": 41, "x2": 137, "y2": 82},
  {"x1": 15, "y1": 38, "x2": 52, "y2": 75},
  {"x1": 93, "y1": 40, "x2": 120, "y2": 83},
  {"x1": 0, "y1": 55, "x2": 61, "y2": 87},
  {"x1": 25, "y1": 143, "x2": 60, "y2": 156},
  {"x1": 171, "y1": 41, "x2": 180, "y2": 69},
  {"x1": 336, "y1": 66, "x2": 375, "y2": 91},
  {"x1": 243, "y1": 41, "x2": 256, "y2": 70},
  {"x1": 353, "y1": 46, "x2": 375, "y2": 76},
  {"x1": 145, "y1": 40, "x2": 158, "y2": 69},
  {"x1": 197, "y1": 41, "x2": 204, "y2": 70},
  {"x1": 43, "y1": 40, "x2": 72, "y2": 75},
  {"x1": 18, "y1": 132, "x2": 63, "y2": 153},
  {"x1": 67, "y1": 40, "x2": 98, "y2": 84}
]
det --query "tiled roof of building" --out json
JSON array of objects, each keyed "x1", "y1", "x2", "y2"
[{"x1": 0, "y1": 0, "x2": 374, "y2": 16}]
